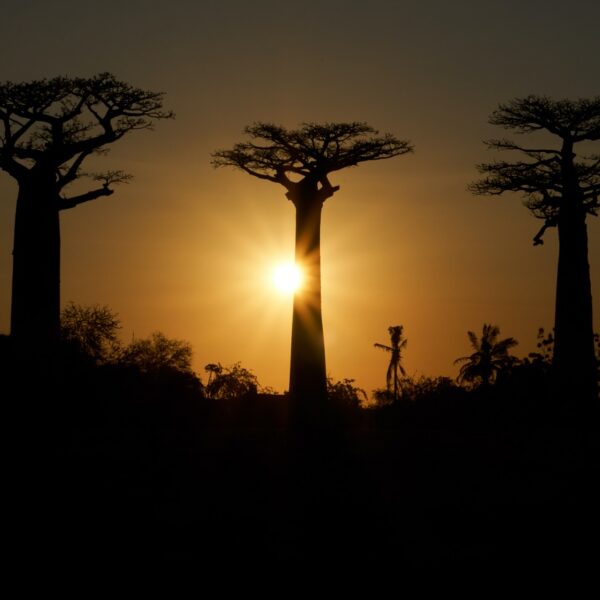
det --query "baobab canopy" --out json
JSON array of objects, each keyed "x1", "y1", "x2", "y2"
[{"x1": 212, "y1": 122, "x2": 413, "y2": 200}]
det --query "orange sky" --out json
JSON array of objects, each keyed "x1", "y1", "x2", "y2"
[{"x1": 1, "y1": 1, "x2": 599, "y2": 395}]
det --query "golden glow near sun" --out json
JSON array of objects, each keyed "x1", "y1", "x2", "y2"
[{"x1": 272, "y1": 262, "x2": 302, "y2": 294}]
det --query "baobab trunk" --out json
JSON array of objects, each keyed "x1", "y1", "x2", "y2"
[
  {"x1": 289, "y1": 194, "x2": 328, "y2": 414},
  {"x1": 11, "y1": 180, "x2": 61, "y2": 350},
  {"x1": 553, "y1": 205, "x2": 597, "y2": 403}
]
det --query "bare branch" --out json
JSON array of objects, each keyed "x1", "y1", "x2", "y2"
[
  {"x1": 0, "y1": 153, "x2": 29, "y2": 179},
  {"x1": 316, "y1": 175, "x2": 340, "y2": 202},
  {"x1": 57, "y1": 149, "x2": 93, "y2": 188},
  {"x1": 532, "y1": 217, "x2": 557, "y2": 246},
  {"x1": 374, "y1": 343, "x2": 392, "y2": 353},
  {"x1": 58, "y1": 170, "x2": 132, "y2": 210},
  {"x1": 59, "y1": 186, "x2": 114, "y2": 210},
  {"x1": 89, "y1": 169, "x2": 133, "y2": 187},
  {"x1": 485, "y1": 138, "x2": 562, "y2": 159}
]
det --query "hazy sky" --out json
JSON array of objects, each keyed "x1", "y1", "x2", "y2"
[{"x1": 1, "y1": 0, "x2": 599, "y2": 394}]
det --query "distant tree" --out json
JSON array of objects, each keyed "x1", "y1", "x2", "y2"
[
  {"x1": 60, "y1": 301, "x2": 120, "y2": 363},
  {"x1": 213, "y1": 123, "x2": 412, "y2": 412},
  {"x1": 400, "y1": 375, "x2": 458, "y2": 403},
  {"x1": 372, "y1": 375, "x2": 459, "y2": 408},
  {"x1": 374, "y1": 325, "x2": 408, "y2": 401},
  {"x1": 454, "y1": 323, "x2": 518, "y2": 388},
  {"x1": 0, "y1": 73, "x2": 173, "y2": 349},
  {"x1": 120, "y1": 332, "x2": 193, "y2": 374},
  {"x1": 205, "y1": 362, "x2": 258, "y2": 401},
  {"x1": 470, "y1": 95, "x2": 599, "y2": 401},
  {"x1": 327, "y1": 377, "x2": 368, "y2": 409}
]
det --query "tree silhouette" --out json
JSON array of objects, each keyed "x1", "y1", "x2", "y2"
[
  {"x1": 204, "y1": 362, "x2": 258, "y2": 401},
  {"x1": 60, "y1": 301, "x2": 121, "y2": 364},
  {"x1": 213, "y1": 122, "x2": 412, "y2": 411},
  {"x1": 454, "y1": 323, "x2": 518, "y2": 388},
  {"x1": 470, "y1": 96, "x2": 599, "y2": 402},
  {"x1": 120, "y1": 332, "x2": 193, "y2": 375},
  {"x1": 0, "y1": 73, "x2": 173, "y2": 349},
  {"x1": 374, "y1": 325, "x2": 408, "y2": 401},
  {"x1": 326, "y1": 377, "x2": 368, "y2": 409}
]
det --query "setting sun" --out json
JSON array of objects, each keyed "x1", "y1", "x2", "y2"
[{"x1": 272, "y1": 262, "x2": 302, "y2": 294}]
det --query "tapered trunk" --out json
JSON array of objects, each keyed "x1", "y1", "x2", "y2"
[
  {"x1": 11, "y1": 179, "x2": 61, "y2": 350},
  {"x1": 288, "y1": 195, "x2": 328, "y2": 415},
  {"x1": 553, "y1": 206, "x2": 597, "y2": 403}
]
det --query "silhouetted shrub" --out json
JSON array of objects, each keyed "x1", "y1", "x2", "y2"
[
  {"x1": 204, "y1": 362, "x2": 258, "y2": 401},
  {"x1": 60, "y1": 302, "x2": 122, "y2": 366},
  {"x1": 327, "y1": 377, "x2": 367, "y2": 410},
  {"x1": 119, "y1": 331, "x2": 194, "y2": 375}
]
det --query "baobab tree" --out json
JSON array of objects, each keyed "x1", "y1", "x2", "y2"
[
  {"x1": 0, "y1": 73, "x2": 173, "y2": 349},
  {"x1": 470, "y1": 96, "x2": 599, "y2": 402},
  {"x1": 454, "y1": 323, "x2": 518, "y2": 388},
  {"x1": 374, "y1": 325, "x2": 408, "y2": 401},
  {"x1": 212, "y1": 123, "x2": 412, "y2": 411}
]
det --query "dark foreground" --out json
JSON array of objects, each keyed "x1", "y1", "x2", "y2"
[{"x1": 10, "y1": 389, "x2": 595, "y2": 575}]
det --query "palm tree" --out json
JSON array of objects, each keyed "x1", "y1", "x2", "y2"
[
  {"x1": 454, "y1": 324, "x2": 518, "y2": 387},
  {"x1": 374, "y1": 325, "x2": 408, "y2": 401}
]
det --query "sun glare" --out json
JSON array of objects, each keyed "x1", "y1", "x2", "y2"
[{"x1": 272, "y1": 262, "x2": 302, "y2": 294}]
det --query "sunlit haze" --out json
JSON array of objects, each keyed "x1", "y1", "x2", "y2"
[{"x1": 0, "y1": 0, "x2": 598, "y2": 395}]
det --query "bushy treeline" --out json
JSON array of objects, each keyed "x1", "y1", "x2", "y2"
[
  {"x1": 3, "y1": 303, "x2": 596, "y2": 446},
  {"x1": 10, "y1": 304, "x2": 588, "y2": 455},
  {"x1": 3, "y1": 304, "x2": 597, "y2": 569}
]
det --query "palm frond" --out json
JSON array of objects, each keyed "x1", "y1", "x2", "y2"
[
  {"x1": 374, "y1": 343, "x2": 392, "y2": 352},
  {"x1": 467, "y1": 330, "x2": 479, "y2": 350}
]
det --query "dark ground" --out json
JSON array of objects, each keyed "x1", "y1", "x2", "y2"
[{"x1": 16, "y1": 405, "x2": 597, "y2": 574}]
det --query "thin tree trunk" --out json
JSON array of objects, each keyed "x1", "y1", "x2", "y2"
[
  {"x1": 289, "y1": 196, "x2": 328, "y2": 416},
  {"x1": 11, "y1": 181, "x2": 61, "y2": 351},
  {"x1": 553, "y1": 207, "x2": 597, "y2": 404}
]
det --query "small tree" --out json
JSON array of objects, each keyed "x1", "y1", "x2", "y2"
[
  {"x1": 204, "y1": 362, "x2": 259, "y2": 401},
  {"x1": 399, "y1": 375, "x2": 458, "y2": 403},
  {"x1": 60, "y1": 301, "x2": 121, "y2": 363},
  {"x1": 374, "y1": 325, "x2": 408, "y2": 401},
  {"x1": 0, "y1": 73, "x2": 173, "y2": 348},
  {"x1": 327, "y1": 377, "x2": 368, "y2": 410},
  {"x1": 454, "y1": 323, "x2": 518, "y2": 388},
  {"x1": 120, "y1": 332, "x2": 193, "y2": 375},
  {"x1": 470, "y1": 95, "x2": 599, "y2": 401},
  {"x1": 213, "y1": 122, "x2": 412, "y2": 413}
]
